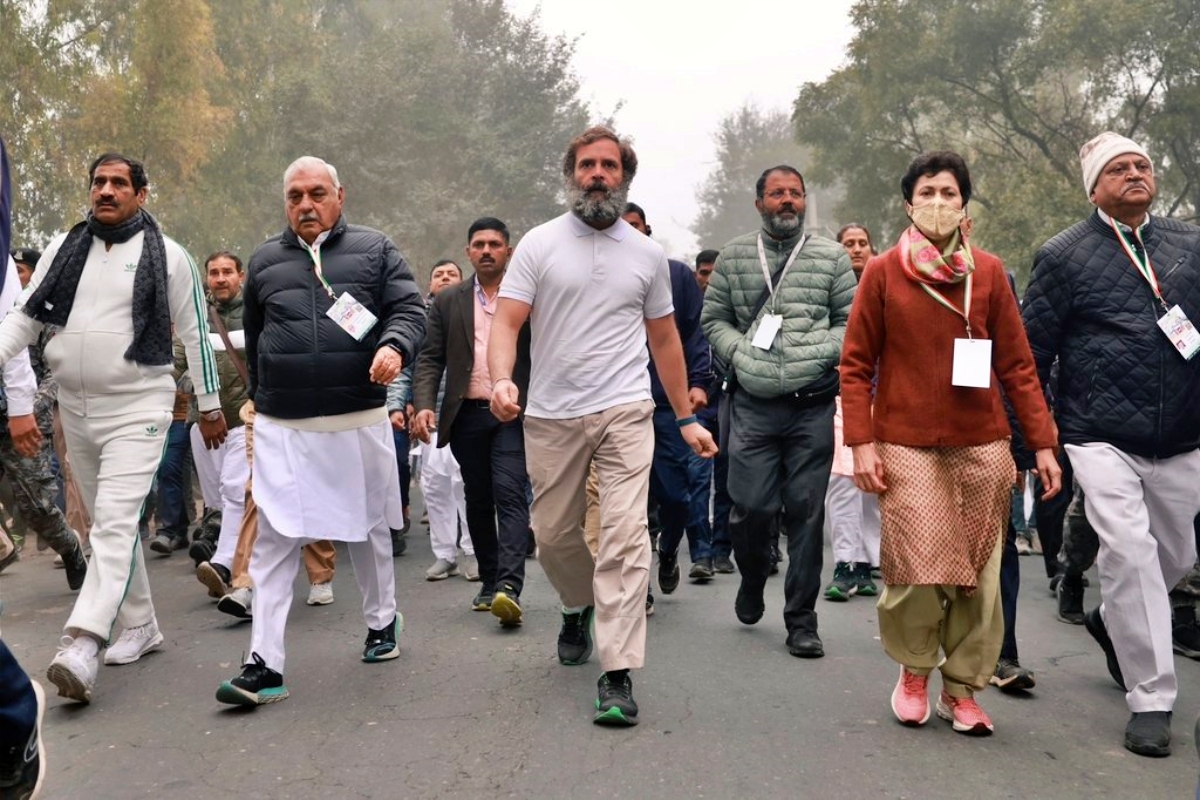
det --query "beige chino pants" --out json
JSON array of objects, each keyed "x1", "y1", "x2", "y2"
[{"x1": 524, "y1": 400, "x2": 654, "y2": 672}]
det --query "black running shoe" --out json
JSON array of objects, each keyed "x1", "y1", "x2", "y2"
[
  {"x1": 557, "y1": 606, "x2": 594, "y2": 665},
  {"x1": 363, "y1": 615, "x2": 402, "y2": 662},
  {"x1": 1171, "y1": 605, "x2": 1200, "y2": 660},
  {"x1": 1125, "y1": 710, "x2": 1171, "y2": 757},
  {"x1": 63, "y1": 543, "x2": 88, "y2": 591},
  {"x1": 735, "y1": 578, "x2": 765, "y2": 625},
  {"x1": 187, "y1": 537, "x2": 216, "y2": 567},
  {"x1": 472, "y1": 588, "x2": 494, "y2": 611},
  {"x1": 196, "y1": 561, "x2": 232, "y2": 600},
  {"x1": 990, "y1": 658, "x2": 1036, "y2": 693},
  {"x1": 216, "y1": 652, "x2": 289, "y2": 707},
  {"x1": 594, "y1": 670, "x2": 638, "y2": 726},
  {"x1": 491, "y1": 585, "x2": 523, "y2": 627},
  {"x1": 0, "y1": 679, "x2": 45, "y2": 797},
  {"x1": 712, "y1": 555, "x2": 736, "y2": 574},
  {"x1": 1084, "y1": 607, "x2": 1125, "y2": 689},
  {"x1": 853, "y1": 562, "x2": 878, "y2": 597},
  {"x1": 1056, "y1": 574, "x2": 1085, "y2": 625},
  {"x1": 658, "y1": 552, "x2": 680, "y2": 594},
  {"x1": 824, "y1": 561, "x2": 857, "y2": 601}
]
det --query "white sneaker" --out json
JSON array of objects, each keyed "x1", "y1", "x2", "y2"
[
  {"x1": 307, "y1": 581, "x2": 334, "y2": 606},
  {"x1": 46, "y1": 637, "x2": 99, "y2": 703},
  {"x1": 217, "y1": 586, "x2": 253, "y2": 619},
  {"x1": 425, "y1": 558, "x2": 459, "y2": 581},
  {"x1": 104, "y1": 620, "x2": 165, "y2": 665},
  {"x1": 461, "y1": 554, "x2": 480, "y2": 582}
]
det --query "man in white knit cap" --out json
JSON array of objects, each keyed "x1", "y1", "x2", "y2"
[{"x1": 1023, "y1": 132, "x2": 1200, "y2": 758}]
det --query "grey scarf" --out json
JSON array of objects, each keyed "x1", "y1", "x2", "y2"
[{"x1": 24, "y1": 209, "x2": 172, "y2": 366}]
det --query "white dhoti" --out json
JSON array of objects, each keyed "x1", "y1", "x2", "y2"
[
  {"x1": 191, "y1": 423, "x2": 249, "y2": 569},
  {"x1": 420, "y1": 432, "x2": 472, "y2": 560},
  {"x1": 246, "y1": 409, "x2": 403, "y2": 673}
]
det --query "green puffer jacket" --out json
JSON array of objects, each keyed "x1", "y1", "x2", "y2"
[
  {"x1": 701, "y1": 228, "x2": 856, "y2": 399},
  {"x1": 176, "y1": 292, "x2": 249, "y2": 427}
]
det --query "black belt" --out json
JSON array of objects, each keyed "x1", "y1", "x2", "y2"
[{"x1": 462, "y1": 398, "x2": 492, "y2": 408}]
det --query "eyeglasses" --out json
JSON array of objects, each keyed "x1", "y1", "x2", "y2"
[{"x1": 764, "y1": 189, "x2": 806, "y2": 200}]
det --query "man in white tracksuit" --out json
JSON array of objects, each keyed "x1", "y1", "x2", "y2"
[{"x1": 0, "y1": 153, "x2": 225, "y2": 703}]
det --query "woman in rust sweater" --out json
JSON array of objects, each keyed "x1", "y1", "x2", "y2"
[{"x1": 839, "y1": 151, "x2": 1061, "y2": 737}]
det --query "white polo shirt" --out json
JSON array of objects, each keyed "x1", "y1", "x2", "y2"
[{"x1": 499, "y1": 212, "x2": 673, "y2": 419}]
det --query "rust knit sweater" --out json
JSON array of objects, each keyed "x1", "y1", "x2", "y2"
[{"x1": 840, "y1": 243, "x2": 1056, "y2": 450}]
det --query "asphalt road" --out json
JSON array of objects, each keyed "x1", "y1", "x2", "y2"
[{"x1": 2, "y1": 502, "x2": 1198, "y2": 799}]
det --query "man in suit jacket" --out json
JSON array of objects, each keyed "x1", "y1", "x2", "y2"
[{"x1": 412, "y1": 217, "x2": 531, "y2": 626}]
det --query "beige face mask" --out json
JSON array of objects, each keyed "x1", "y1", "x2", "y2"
[{"x1": 908, "y1": 200, "x2": 965, "y2": 241}]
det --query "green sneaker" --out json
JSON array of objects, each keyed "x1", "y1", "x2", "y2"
[
  {"x1": 557, "y1": 606, "x2": 594, "y2": 665},
  {"x1": 362, "y1": 614, "x2": 403, "y2": 662},
  {"x1": 594, "y1": 671, "x2": 638, "y2": 726},
  {"x1": 216, "y1": 653, "x2": 289, "y2": 707},
  {"x1": 824, "y1": 562, "x2": 857, "y2": 601},
  {"x1": 853, "y1": 562, "x2": 879, "y2": 597}
]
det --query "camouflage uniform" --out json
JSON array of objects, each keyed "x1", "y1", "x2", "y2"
[{"x1": 0, "y1": 330, "x2": 87, "y2": 588}]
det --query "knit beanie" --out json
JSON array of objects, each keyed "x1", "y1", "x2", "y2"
[{"x1": 1079, "y1": 132, "x2": 1152, "y2": 202}]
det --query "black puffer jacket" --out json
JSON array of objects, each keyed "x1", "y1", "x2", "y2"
[
  {"x1": 1022, "y1": 211, "x2": 1200, "y2": 458},
  {"x1": 244, "y1": 217, "x2": 426, "y2": 419}
]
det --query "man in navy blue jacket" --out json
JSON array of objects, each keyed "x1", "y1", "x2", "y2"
[{"x1": 621, "y1": 204, "x2": 713, "y2": 595}]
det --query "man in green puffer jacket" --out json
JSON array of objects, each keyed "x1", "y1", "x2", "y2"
[
  {"x1": 701, "y1": 165, "x2": 856, "y2": 660},
  {"x1": 183, "y1": 251, "x2": 252, "y2": 601}
]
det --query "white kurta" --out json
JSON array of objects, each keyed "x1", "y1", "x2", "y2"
[{"x1": 252, "y1": 409, "x2": 404, "y2": 541}]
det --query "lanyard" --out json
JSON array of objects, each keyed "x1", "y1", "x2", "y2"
[
  {"x1": 756, "y1": 233, "x2": 808, "y2": 313},
  {"x1": 474, "y1": 278, "x2": 498, "y2": 316},
  {"x1": 919, "y1": 273, "x2": 974, "y2": 338},
  {"x1": 1109, "y1": 218, "x2": 1168, "y2": 311},
  {"x1": 300, "y1": 236, "x2": 337, "y2": 301}
]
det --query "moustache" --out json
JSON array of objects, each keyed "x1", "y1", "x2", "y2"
[{"x1": 299, "y1": 213, "x2": 320, "y2": 223}]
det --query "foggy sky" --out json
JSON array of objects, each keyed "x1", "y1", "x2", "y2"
[{"x1": 506, "y1": 0, "x2": 858, "y2": 257}]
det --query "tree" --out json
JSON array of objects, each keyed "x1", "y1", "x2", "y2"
[
  {"x1": 692, "y1": 103, "x2": 842, "y2": 251},
  {"x1": 792, "y1": 0, "x2": 1200, "y2": 285},
  {"x1": 2, "y1": 0, "x2": 592, "y2": 286}
]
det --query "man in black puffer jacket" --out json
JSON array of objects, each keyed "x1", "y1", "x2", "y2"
[
  {"x1": 216, "y1": 156, "x2": 425, "y2": 709},
  {"x1": 1023, "y1": 132, "x2": 1200, "y2": 758}
]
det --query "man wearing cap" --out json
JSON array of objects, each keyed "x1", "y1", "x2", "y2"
[{"x1": 1023, "y1": 132, "x2": 1200, "y2": 757}]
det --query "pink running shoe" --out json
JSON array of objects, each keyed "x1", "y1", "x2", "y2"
[
  {"x1": 891, "y1": 667, "x2": 931, "y2": 726},
  {"x1": 936, "y1": 691, "x2": 994, "y2": 736}
]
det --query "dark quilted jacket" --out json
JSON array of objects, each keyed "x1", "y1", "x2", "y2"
[
  {"x1": 243, "y1": 217, "x2": 426, "y2": 419},
  {"x1": 1022, "y1": 212, "x2": 1200, "y2": 458}
]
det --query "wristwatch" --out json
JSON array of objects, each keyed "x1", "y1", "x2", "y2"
[{"x1": 201, "y1": 409, "x2": 223, "y2": 422}]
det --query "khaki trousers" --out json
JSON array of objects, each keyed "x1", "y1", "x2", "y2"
[
  {"x1": 583, "y1": 465, "x2": 601, "y2": 557},
  {"x1": 524, "y1": 400, "x2": 654, "y2": 672},
  {"x1": 877, "y1": 528, "x2": 1004, "y2": 697},
  {"x1": 228, "y1": 404, "x2": 336, "y2": 591}
]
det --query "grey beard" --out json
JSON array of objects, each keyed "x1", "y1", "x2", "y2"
[
  {"x1": 567, "y1": 179, "x2": 629, "y2": 226},
  {"x1": 761, "y1": 210, "x2": 804, "y2": 239}
]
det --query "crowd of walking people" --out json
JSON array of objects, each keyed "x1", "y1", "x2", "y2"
[{"x1": 2, "y1": 123, "x2": 1200, "y2": 798}]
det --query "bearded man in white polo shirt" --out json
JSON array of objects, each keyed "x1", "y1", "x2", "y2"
[{"x1": 488, "y1": 126, "x2": 717, "y2": 727}]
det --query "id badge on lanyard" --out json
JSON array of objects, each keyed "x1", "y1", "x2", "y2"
[
  {"x1": 920, "y1": 274, "x2": 992, "y2": 388},
  {"x1": 303, "y1": 238, "x2": 378, "y2": 341},
  {"x1": 751, "y1": 234, "x2": 806, "y2": 351},
  {"x1": 1111, "y1": 219, "x2": 1199, "y2": 360}
]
